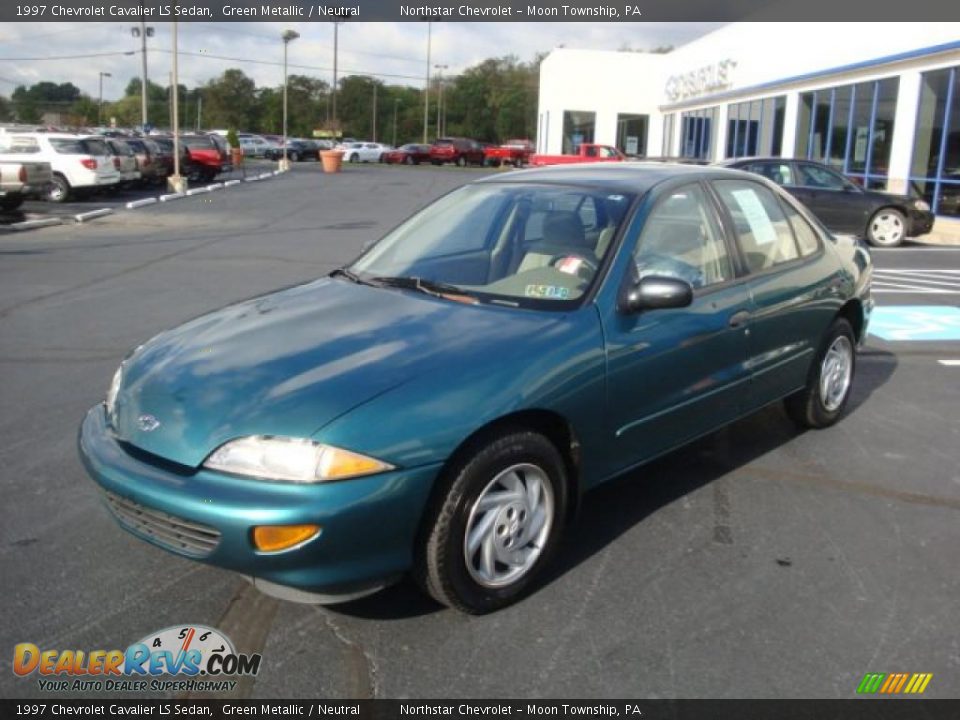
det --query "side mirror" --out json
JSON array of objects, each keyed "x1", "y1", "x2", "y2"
[{"x1": 621, "y1": 275, "x2": 694, "y2": 314}]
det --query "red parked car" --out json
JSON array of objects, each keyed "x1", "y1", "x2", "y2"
[
  {"x1": 484, "y1": 139, "x2": 535, "y2": 167},
  {"x1": 429, "y1": 137, "x2": 486, "y2": 167},
  {"x1": 180, "y1": 134, "x2": 230, "y2": 183},
  {"x1": 383, "y1": 143, "x2": 433, "y2": 165}
]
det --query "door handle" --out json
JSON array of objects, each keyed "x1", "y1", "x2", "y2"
[{"x1": 729, "y1": 310, "x2": 751, "y2": 328}]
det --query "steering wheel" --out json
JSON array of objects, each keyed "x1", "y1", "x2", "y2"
[
  {"x1": 548, "y1": 253, "x2": 599, "y2": 279},
  {"x1": 635, "y1": 253, "x2": 703, "y2": 288}
]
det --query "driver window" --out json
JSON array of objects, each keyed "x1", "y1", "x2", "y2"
[
  {"x1": 797, "y1": 163, "x2": 847, "y2": 190},
  {"x1": 633, "y1": 184, "x2": 733, "y2": 289}
]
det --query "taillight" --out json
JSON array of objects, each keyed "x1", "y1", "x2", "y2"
[
  {"x1": 113, "y1": 157, "x2": 121, "y2": 170},
  {"x1": 81, "y1": 158, "x2": 97, "y2": 170},
  {"x1": 19, "y1": 166, "x2": 27, "y2": 182}
]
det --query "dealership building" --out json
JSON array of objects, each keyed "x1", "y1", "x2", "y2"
[{"x1": 536, "y1": 23, "x2": 960, "y2": 219}]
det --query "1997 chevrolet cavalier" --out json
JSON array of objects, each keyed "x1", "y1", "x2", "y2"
[{"x1": 80, "y1": 163, "x2": 872, "y2": 613}]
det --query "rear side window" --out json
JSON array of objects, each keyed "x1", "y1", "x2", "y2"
[
  {"x1": 713, "y1": 180, "x2": 800, "y2": 273},
  {"x1": 0, "y1": 135, "x2": 40, "y2": 154},
  {"x1": 50, "y1": 138, "x2": 86, "y2": 154},
  {"x1": 780, "y1": 200, "x2": 822, "y2": 257},
  {"x1": 796, "y1": 163, "x2": 848, "y2": 190}
]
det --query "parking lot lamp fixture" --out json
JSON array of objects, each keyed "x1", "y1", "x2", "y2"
[
  {"x1": 98, "y1": 72, "x2": 111, "y2": 127},
  {"x1": 130, "y1": 22, "x2": 155, "y2": 129},
  {"x1": 281, "y1": 29, "x2": 300, "y2": 171}
]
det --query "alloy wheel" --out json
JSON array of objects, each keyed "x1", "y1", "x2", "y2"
[{"x1": 820, "y1": 335, "x2": 853, "y2": 412}]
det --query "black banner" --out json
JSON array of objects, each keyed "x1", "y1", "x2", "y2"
[
  {"x1": 3, "y1": 700, "x2": 960, "y2": 719},
  {"x1": 2, "y1": 0, "x2": 960, "y2": 22}
]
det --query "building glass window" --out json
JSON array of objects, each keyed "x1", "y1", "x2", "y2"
[
  {"x1": 680, "y1": 107, "x2": 717, "y2": 160},
  {"x1": 796, "y1": 77, "x2": 899, "y2": 190},
  {"x1": 562, "y1": 110, "x2": 596, "y2": 154},
  {"x1": 616, "y1": 114, "x2": 648, "y2": 156},
  {"x1": 910, "y1": 66, "x2": 960, "y2": 217},
  {"x1": 662, "y1": 113, "x2": 676, "y2": 156},
  {"x1": 725, "y1": 96, "x2": 786, "y2": 159}
]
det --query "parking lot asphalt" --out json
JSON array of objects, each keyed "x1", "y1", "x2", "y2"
[{"x1": 1, "y1": 164, "x2": 958, "y2": 700}]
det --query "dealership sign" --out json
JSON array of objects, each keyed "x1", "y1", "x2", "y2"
[{"x1": 665, "y1": 59, "x2": 737, "y2": 102}]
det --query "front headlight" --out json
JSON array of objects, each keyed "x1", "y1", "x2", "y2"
[
  {"x1": 914, "y1": 199, "x2": 931, "y2": 212},
  {"x1": 203, "y1": 436, "x2": 394, "y2": 483},
  {"x1": 105, "y1": 365, "x2": 123, "y2": 418}
]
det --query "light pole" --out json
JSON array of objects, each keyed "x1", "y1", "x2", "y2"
[
  {"x1": 130, "y1": 22, "x2": 154, "y2": 129},
  {"x1": 98, "y1": 72, "x2": 111, "y2": 127},
  {"x1": 422, "y1": 22, "x2": 431, "y2": 143},
  {"x1": 371, "y1": 82, "x2": 377, "y2": 142},
  {"x1": 280, "y1": 29, "x2": 300, "y2": 171},
  {"x1": 331, "y1": 22, "x2": 343, "y2": 137},
  {"x1": 392, "y1": 98, "x2": 400, "y2": 147},
  {"x1": 434, "y1": 64, "x2": 448, "y2": 138},
  {"x1": 168, "y1": 20, "x2": 186, "y2": 193}
]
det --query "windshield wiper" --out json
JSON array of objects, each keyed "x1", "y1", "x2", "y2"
[
  {"x1": 370, "y1": 275, "x2": 475, "y2": 300},
  {"x1": 330, "y1": 267, "x2": 370, "y2": 285}
]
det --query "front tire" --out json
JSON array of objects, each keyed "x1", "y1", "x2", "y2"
[
  {"x1": 456, "y1": 155, "x2": 467, "y2": 167},
  {"x1": 416, "y1": 430, "x2": 568, "y2": 614},
  {"x1": 866, "y1": 208, "x2": 906, "y2": 247},
  {"x1": 784, "y1": 318, "x2": 856, "y2": 429},
  {"x1": 349, "y1": 153, "x2": 359, "y2": 163},
  {"x1": 404, "y1": 155, "x2": 414, "y2": 165}
]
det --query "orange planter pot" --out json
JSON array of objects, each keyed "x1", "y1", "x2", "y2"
[{"x1": 320, "y1": 150, "x2": 344, "y2": 174}]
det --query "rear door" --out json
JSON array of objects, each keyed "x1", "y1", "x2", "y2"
[
  {"x1": 600, "y1": 181, "x2": 752, "y2": 473},
  {"x1": 793, "y1": 162, "x2": 870, "y2": 234},
  {"x1": 710, "y1": 178, "x2": 838, "y2": 408}
]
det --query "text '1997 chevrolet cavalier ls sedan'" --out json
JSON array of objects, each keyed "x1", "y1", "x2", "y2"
[{"x1": 79, "y1": 163, "x2": 873, "y2": 614}]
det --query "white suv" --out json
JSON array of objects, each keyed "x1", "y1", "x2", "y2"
[{"x1": 5, "y1": 133, "x2": 121, "y2": 202}]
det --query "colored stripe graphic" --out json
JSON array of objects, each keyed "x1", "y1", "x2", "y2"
[{"x1": 857, "y1": 672, "x2": 932, "y2": 694}]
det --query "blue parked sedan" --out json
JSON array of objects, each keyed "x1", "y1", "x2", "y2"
[{"x1": 79, "y1": 163, "x2": 873, "y2": 613}]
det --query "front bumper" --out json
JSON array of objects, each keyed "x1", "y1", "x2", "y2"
[
  {"x1": 79, "y1": 405, "x2": 440, "y2": 599},
  {"x1": 906, "y1": 207, "x2": 936, "y2": 237}
]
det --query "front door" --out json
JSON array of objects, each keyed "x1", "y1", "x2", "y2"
[{"x1": 601, "y1": 182, "x2": 752, "y2": 475}]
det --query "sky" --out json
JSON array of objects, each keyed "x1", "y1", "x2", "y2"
[{"x1": 0, "y1": 22, "x2": 724, "y2": 99}]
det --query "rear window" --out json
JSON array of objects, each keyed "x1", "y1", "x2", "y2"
[
  {"x1": 181, "y1": 137, "x2": 213, "y2": 150},
  {"x1": 0, "y1": 135, "x2": 40, "y2": 154},
  {"x1": 82, "y1": 138, "x2": 109, "y2": 156},
  {"x1": 50, "y1": 138, "x2": 87, "y2": 154},
  {"x1": 108, "y1": 141, "x2": 133, "y2": 156}
]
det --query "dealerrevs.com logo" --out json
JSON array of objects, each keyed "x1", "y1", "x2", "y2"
[{"x1": 13, "y1": 625, "x2": 261, "y2": 693}]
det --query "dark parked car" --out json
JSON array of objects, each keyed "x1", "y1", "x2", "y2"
[
  {"x1": 383, "y1": 143, "x2": 433, "y2": 165},
  {"x1": 265, "y1": 139, "x2": 320, "y2": 162},
  {"x1": 722, "y1": 157, "x2": 935, "y2": 247},
  {"x1": 80, "y1": 164, "x2": 872, "y2": 614},
  {"x1": 430, "y1": 137, "x2": 486, "y2": 167},
  {"x1": 123, "y1": 138, "x2": 169, "y2": 186}
]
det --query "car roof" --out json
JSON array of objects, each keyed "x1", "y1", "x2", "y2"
[{"x1": 477, "y1": 161, "x2": 759, "y2": 193}]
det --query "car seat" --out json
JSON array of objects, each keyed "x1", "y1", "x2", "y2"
[{"x1": 517, "y1": 210, "x2": 592, "y2": 273}]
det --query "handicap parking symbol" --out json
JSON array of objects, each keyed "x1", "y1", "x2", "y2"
[{"x1": 869, "y1": 305, "x2": 960, "y2": 341}]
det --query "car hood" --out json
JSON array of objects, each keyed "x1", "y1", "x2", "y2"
[{"x1": 111, "y1": 278, "x2": 560, "y2": 468}]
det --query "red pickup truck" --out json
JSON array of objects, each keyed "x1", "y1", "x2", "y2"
[
  {"x1": 484, "y1": 139, "x2": 534, "y2": 167},
  {"x1": 528, "y1": 144, "x2": 626, "y2": 167}
]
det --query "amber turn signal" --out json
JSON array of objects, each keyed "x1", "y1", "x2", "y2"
[{"x1": 252, "y1": 524, "x2": 321, "y2": 552}]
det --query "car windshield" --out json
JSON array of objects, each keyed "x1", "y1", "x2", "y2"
[{"x1": 349, "y1": 183, "x2": 634, "y2": 309}]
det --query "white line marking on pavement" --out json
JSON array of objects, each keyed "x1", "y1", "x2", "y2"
[
  {"x1": 223, "y1": 179, "x2": 241, "y2": 187},
  {"x1": 206, "y1": 183, "x2": 224, "y2": 191},
  {"x1": 938, "y1": 360, "x2": 960, "y2": 366},
  {"x1": 159, "y1": 192, "x2": 185, "y2": 202},
  {"x1": 185, "y1": 187, "x2": 210, "y2": 196}
]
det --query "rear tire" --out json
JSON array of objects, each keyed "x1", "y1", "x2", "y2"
[
  {"x1": 349, "y1": 153, "x2": 359, "y2": 163},
  {"x1": 456, "y1": 155, "x2": 467, "y2": 167},
  {"x1": 47, "y1": 174, "x2": 71, "y2": 203},
  {"x1": 784, "y1": 318, "x2": 856, "y2": 429},
  {"x1": 866, "y1": 208, "x2": 906, "y2": 247},
  {"x1": 404, "y1": 155, "x2": 414, "y2": 165},
  {"x1": 0, "y1": 196, "x2": 24, "y2": 212},
  {"x1": 416, "y1": 430, "x2": 568, "y2": 614}
]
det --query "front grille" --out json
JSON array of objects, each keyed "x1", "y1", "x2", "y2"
[{"x1": 103, "y1": 491, "x2": 221, "y2": 558}]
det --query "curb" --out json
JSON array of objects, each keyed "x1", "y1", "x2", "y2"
[
  {"x1": 126, "y1": 198, "x2": 158, "y2": 209},
  {"x1": 159, "y1": 192, "x2": 186, "y2": 202},
  {"x1": 9, "y1": 217, "x2": 64, "y2": 231},
  {"x1": 74, "y1": 208, "x2": 114, "y2": 223}
]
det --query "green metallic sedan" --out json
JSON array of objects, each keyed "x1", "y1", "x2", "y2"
[{"x1": 80, "y1": 163, "x2": 873, "y2": 613}]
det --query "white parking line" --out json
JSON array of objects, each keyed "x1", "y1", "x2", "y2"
[{"x1": 938, "y1": 359, "x2": 960, "y2": 367}]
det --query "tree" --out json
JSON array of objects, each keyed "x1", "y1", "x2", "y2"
[
  {"x1": 201, "y1": 69, "x2": 258, "y2": 131},
  {"x1": 0, "y1": 96, "x2": 10, "y2": 122}
]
